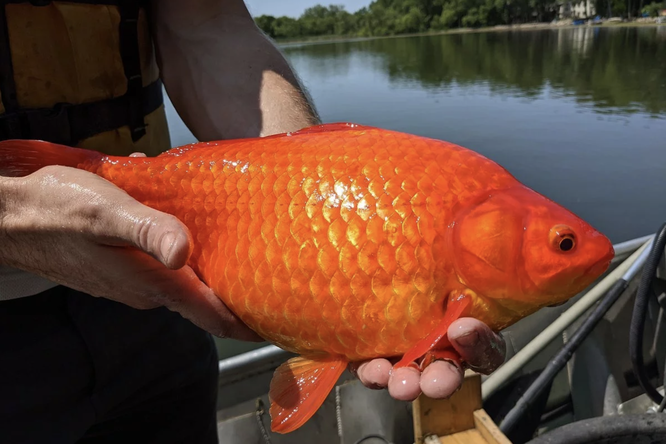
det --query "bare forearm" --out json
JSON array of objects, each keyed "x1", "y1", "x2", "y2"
[
  {"x1": 0, "y1": 176, "x2": 19, "y2": 265},
  {"x1": 152, "y1": 3, "x2": 319, "y2": 140}
]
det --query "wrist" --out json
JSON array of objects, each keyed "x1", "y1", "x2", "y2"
[
  {"x1": 0, "y1": 176, "x2": 21, "y2": 262},
  {"x1": 0, "y1": 175, "x2": 15, "y2": 224}
]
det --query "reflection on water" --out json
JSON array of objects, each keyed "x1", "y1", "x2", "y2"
[{"x1": 285, "y1": 27, "x2": 666, "y2": 117}]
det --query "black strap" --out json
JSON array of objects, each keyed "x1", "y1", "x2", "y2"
[
  {"x1": 0, "y1": 1, "x2": 146, "y2": 7},
  {"x1": 118, "y1": 0, "x2": 145, "y2": 142},
  {"x1": 0, "y1": 3, "x2": 18, "y2": 113},
  {"x1": 0, "y1": 0, "x2": 155, "y2": 145},
  {"x1": 0, "y1": 79, "x2": 163, "y2": 145}
]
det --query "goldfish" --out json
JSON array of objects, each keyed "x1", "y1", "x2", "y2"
[{"x1": 0, "y1": 123, "x2": 614, "y2": 433}]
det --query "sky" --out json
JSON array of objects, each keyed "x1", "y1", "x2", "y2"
[{"x1": 244, "y1": 0, "x2": 372, "y2": 18}]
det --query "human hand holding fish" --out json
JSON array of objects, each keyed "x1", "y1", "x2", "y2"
[
  {"x1": 0, "y1": 122, "x2": 614, "y2": 434},
  {"x1": 350, "y1": 317, "x2": 505, "y2": 400},
  {"x1": 0, "y1": 165, "x2": 260, "y2": 341}
]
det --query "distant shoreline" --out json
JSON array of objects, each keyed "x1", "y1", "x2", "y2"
[{"x1": 276, "y1": 22, "x2": 662, "y2": 46}]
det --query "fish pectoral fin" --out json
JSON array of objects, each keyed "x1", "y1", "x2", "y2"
[
  {"x1": 421, "y1": 349, "x2": 462, "y2": 371},
  {"x1": 269, "y1": 355, "x2": 347, "y2": 434},
  {"x1": 394, "y1": 292, "x2": 472, "y2": 369}
]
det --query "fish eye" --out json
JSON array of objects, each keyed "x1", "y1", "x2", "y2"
[
  {"x1": 549, "y1": 225, "x2": 576, "y2": 253},
  {"x1": 559, "y1": 237, "x2": 574, "y2": 251}
]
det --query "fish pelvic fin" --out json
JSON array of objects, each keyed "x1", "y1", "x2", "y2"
[
  {"x1": 394, "y1": 294, "x2": 472, "y2": 369},
  {"x1": 0, "y1": 139, "x2": 103, "y2": 177},
  {"x1": 269, "y1": 355, "x2": 347, "y2": 434}
]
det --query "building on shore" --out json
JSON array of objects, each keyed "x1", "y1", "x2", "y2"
[{"x1": 558, "y1": 0, "x2": 596, "y2": 19}]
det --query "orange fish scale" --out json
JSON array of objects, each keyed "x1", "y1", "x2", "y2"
[{"x1": 91, "y1": 126, "x2": 522, "y2": 360}]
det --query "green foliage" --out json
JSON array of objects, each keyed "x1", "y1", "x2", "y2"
[
  {"x1": 642, "y1": 1, "x2": 665, "y2": 16},
  {"x1": 271, "y1": 17, "x2": 303, "y2": 39},
  {"x1": 252, "y1": 0, "x2": 562, "y2": 40}
]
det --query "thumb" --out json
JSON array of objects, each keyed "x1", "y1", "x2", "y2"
[
  {"x1": 103, "y1": 246, "x2": 263, "y2": 341},
  {"x1": 96, "y1": 192, "x2": 193, "y2": 270},
  {"x1": 448, "y1": 318, "x2": 506, "y2": 374}
]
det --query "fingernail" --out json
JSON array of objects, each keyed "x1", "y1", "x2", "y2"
[
  {"x1": 452, "y1": 330, "x2": 479, "y2": 348},
  {"x1": 349, "y1": 362, "x2": 363, "y2": 377},
  {"x1": 160, "y1": 232, "x2": 176, "y2": 264},
  {"x1": 443, "y1": 358, "x2": 464, "y2": 375}
]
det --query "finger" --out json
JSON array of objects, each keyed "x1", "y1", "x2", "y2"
[
  {"x1": 448, "y1": 318, "x2": 506, "y2": 374},
  {"x1": 387, "y1": 366, "x2": 421, "y2": 401},
  {"x1": 162, "y1": 267, "x2": 263, "y2": 341},
  {"x1": 129, "y1": 152, "x2": 147, "y2": 157},
  {"x1": 420, "y1": 360, "x2": 463, "y2": 399},
  {"x1": 107, "y1": 248, "x2": 262, "y2": 341},
  {"x1": 354, "y1": 358, "x2": 392, "y2": 389}
]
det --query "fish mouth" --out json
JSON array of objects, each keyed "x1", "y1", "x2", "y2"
[
  {"x1": 587, "y1": 257, "x2": 613, "y2": 280},
  {"x1": 563, "y1": 255, "x2": 613, "y2": 301},
  {"x1": 577, "y1": 242, "x2": 614, "y2": 286},
  {"x1": 544, "y1": 255, "x2": 613, "y2": 309},
  {"x1": 565, "y1": 233, "x2": 614, "y2": 296}
]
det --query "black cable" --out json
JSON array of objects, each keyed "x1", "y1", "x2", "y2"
[
  {"x1": 499, "y1": 278, "x2": 629, "y2": 435},
  {"x1": 539, "y1": 396, "x2": 573, "y2": 424},
  {"x1": 353, "y1": 434, "x2": 391, "y2": 444},
  {"x1": 657, "y1": 335, "x2": 666, "y2": 413},
  {"x1": 630, "y1": 222, "x2": 666, "y2": 406},
  {"x1": 525, "y1": 413, "x2": 666, "y2": 444}
]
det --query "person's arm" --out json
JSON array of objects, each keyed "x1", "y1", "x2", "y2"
[
  {"x1": 150, "y1": 0, "x2": 505, "y2": 401},
  {"x1": 151, "y1": 0, "x2": 319, "y2": 140}
]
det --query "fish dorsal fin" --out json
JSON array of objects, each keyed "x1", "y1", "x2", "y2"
[
  {"x1": 262, "y1": 122, "x2": 375, "y2": 140},
  {"x1": 394, "y1": 295, "x2": 472, "y2": 369},
  {"x1": 269, "y1": 355, "x2": 347, "y2": 433},
  {"x1": 157, "y1": 140, "x2": 230, "y2": 157},
  {"x1": 158, "y1": 123, "x2": 374, "y2": 157},
  {"x1": 0, "y1": 139, "x2": 103, "y2": 176},
  {"x1": 291, "y1": 122, "x2": 374, "y2": 135}
]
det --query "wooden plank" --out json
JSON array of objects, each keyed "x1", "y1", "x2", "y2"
[
  {"x1": 413, "y1": 370, "x2": 482, "y2": 443},
  {"x1": 439, "y1": 429, "x2": 489, "y2": 444},
  {"x1": 474, "y1": 410, "x2": 512, "y2": 444}
]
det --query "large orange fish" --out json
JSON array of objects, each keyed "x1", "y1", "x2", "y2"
[{"x1": 0, "y1": 123, "x2": 614, "y2": 433}]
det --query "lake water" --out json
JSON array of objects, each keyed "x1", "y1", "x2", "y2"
[{"x1": 162, "y1": 26, "x2": 666, "y2": 358}]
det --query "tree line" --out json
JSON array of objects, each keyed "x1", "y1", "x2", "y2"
[
  {"x1": 254, "y1": 0, "x2": 665, "y2": 40},
  {"x1": 281, "y1": 26, "x2": 665, "y2": 115}
]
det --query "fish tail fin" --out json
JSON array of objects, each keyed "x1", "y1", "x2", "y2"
[
  {"x1": 0, "y1": 139, "x2": 103, "y2": 177},
  {"x1": 269, "y1": 355, "x2": 347, "y2": 434}
]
